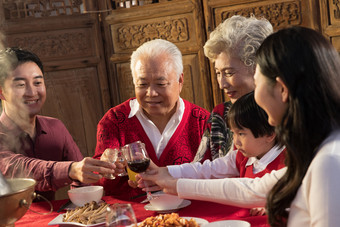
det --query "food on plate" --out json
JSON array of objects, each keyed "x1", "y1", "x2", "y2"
[
  {"x1": 138, "y1": 213, "x2": 199, "y2": 227},
  {"x1": 62, "y1": 201, "x2": 108, "y2": 224}
]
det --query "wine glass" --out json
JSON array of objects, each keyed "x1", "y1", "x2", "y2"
[
  {"x1": 102, "y1": 148, "x2": 119, "y2": 179},
  {"x1": 125, "y1": 141, "x2": 152, "y2": 200},
  {"x1": 106, "y1": 203, "x2": 137, "y2": 227},
  {"x1": 116, "y1": 147, "x2": 128, "y2": 177},
  {"x1": 125, "y1": 142, "x2": 149, "y2": 172}
]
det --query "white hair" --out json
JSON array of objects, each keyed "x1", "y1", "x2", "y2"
[
  {"x1": 130, "y1": 39, "x2": 183, "y2": 84},
  {"x1": 204, "y1": 15, "x2": 273, "y2": 70},
  {"x1": 0, "y1": 33, "x2": 16, "y2": 87}
]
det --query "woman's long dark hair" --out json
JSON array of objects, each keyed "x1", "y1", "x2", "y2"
[{"x1": 256, "y1": 26, "x2": 340, "y2": 226}]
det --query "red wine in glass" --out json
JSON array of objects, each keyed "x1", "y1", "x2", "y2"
[
  {"x1": 125, "y1": 141, "x2": 153, "y2": 200},
  {"x1": 127, "y1": 159, "x2": 150, "y2": 173}
]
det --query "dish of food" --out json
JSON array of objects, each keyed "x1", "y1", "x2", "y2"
[
  {"x1": 48, "y1": 201, "x2": 107, "y2": 226},
  {"x1": 138, "y1": 213, "x2": 208, "y2": 227},
  {"x1": 48, "y1": 214, "x2": 105, "y2": 227},
  {"x1": 181, "y1": 217, "x2": 209, "y2": 226},
  {"x1": 144, "y1": 199, "x2": 191, "y2": 213}
]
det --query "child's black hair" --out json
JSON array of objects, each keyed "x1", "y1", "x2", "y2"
[{"x1": 227, "y1": 91, "x2": 275, "y2": 138}]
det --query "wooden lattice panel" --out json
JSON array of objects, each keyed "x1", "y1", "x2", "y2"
[
  {"x1": 216, "y1": 0, "x2": 301, "y2": 30},
  {"x1": 329, "y1": 0, "x2": 340, "y2": 25},
  {"x1": 2, "y1": 0, "x2": 83, "y2": 19}
]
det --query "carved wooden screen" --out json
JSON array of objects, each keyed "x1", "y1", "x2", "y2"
[
  {"x1": 1, "y1": 0, "x2": 84, "y2": 20},
  {"x1": 0, "y1": 0, "x2": 111, "y2": 159},
  {"x1": 104, "y1": 0, "x2": 214, "y2": 111},
  {"x1": 320, "y1": 0, "x2": 340, "y2": 52},
  {"x1": 202, "y1": 0, "x2": 321, "y2": 105}
]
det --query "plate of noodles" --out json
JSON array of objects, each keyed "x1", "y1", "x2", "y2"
[{"x1": 48, "y1": 201, "x2": 107, "y2": 226}]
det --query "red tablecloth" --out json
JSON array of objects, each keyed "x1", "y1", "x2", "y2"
[{"x1": 15, "y1": 196, "x2": 269, "y2": 226}]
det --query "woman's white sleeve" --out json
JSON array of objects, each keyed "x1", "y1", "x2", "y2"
[
  {"x1": 168, "y1": 150, "x2": 239, "y2": 179},
  {"x1": 177, "y1": 167, "x2": 286, "y2": 208}
]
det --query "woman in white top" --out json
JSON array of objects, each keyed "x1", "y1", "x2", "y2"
[{"x1": 139, "y1": 26, "x2": 340, "y2": 226}]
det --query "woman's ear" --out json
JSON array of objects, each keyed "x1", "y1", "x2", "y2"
[
  {"x1": 276, "y1": 77, "x2": 289, "y2": 103},
  {"x1": 178, "y1": 73, "x2": 184, "y2": 92}
]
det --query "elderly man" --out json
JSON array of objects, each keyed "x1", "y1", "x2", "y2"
[
  {"x1": 93, "y1": 39, "x2": 210, "y2": 200},
  {"x1": 0, "y1": 47, "x2": 115, "y2": 201}
]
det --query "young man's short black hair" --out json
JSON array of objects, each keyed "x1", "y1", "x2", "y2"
[
  {"x1": 9, "y1": 47, "x2": 44, "y2": 74},
  {"x1": 0, "y1": 47, "x2": 44, "y2": 87}
]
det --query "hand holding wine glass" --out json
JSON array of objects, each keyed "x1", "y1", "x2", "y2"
[
  {"x1": 100, "y1": 148, "x2": 119, "y2": 179},
  {"x1": 116, "y1": 147, "x2": 128, "y2": 177},
  {"x1": 124, "y1": 141, "x2": 152, "y2": 200}
]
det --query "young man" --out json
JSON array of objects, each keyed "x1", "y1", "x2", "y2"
[{"x1": 0, "y1": 48, "x2": 115, "y2": 200}]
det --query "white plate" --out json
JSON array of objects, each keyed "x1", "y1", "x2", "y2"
[
  {"x1": 144, "y1": 199, "x2": 191, "y2": 213},
  {"x1": 182, "y1": 217, "x2": 209, "y2": 226},
  {"x1": 48, "y1": 214, "x2": 105, "y2": 227},
  {"x1": 204, "y1": 220, "x2": 250, "y2": 227}
]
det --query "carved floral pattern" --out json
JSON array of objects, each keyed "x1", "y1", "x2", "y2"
[
  {"x1": 7, "y1": 31, "x2": 91, "y2": 59},
  {"x1": 3, "y1": 0, "x2": 83, "y2": 19},
  {"x1": 221, "y1": 1, "x2": 301, "y2": 29},
  {"x1": 334, "y1": 0, "x2": 340, "y2": 19},
  {"x1": 116, "y1": 18, "x2": 189, "y2": 49}
]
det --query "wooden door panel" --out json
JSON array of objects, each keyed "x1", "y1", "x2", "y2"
[
  {"x1": 42, "y1": 67, "x2": 103, "y2": 157},
  {"x1": 320, "y1": 0, "x2": 340, "y2": 52},
  {"x1": 182, "y1": 54, "x2": 200, "y2": 106},
  {"x1": 115, "y1": 62, "x2": 135, "y2": 102}
]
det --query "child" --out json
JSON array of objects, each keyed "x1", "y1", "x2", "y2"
[
  {"x1": 164, "y1": 91, "x2": 286, "y2": 215},
  {"x1": 227, "y1": 91, "x2": 285, "y2": 179}
]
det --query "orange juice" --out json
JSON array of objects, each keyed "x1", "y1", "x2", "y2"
[{"x1": 127, "y1": 166, "x2": 137, "y2": 182}]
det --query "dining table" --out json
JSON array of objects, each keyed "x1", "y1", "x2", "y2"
[{"x1": 15, "y1": 195, "x2": 270, "y2": 226}]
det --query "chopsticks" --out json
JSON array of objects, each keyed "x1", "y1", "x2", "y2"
[
  {"x1": 130, "y1": 192, "x2": 147, "y2": 200},
  {"x1": 57, "y1": 200, "x2": 72, "y2": 213}
]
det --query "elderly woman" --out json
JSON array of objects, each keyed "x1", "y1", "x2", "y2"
[{"x1": 194, "y1": 15, "x2": 273, "y2": 161}]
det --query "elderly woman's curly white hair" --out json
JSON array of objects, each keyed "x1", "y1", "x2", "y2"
[{"x1": 204, "y1": 15, "x2": 273, "y2": 71}]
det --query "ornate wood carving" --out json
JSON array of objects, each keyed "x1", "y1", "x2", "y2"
[
  {"x1": 113, "y1": 17, "x2": 189, "y2": 50},
  {"x1": 2, "y1": 0, "x2": 83, "y2": 19},
  {"x1": 220, "y1": 0, "x2": 301, "y2": 29},
  {"x1": 329, "y1": 0, "x2": 340, "y2": 25},
  {"x1": 333, "y1": 0, "x2": 340, "y2": 19},
  {"x1": 6, "y1": 29, "x2": 92, "y2": 60}
]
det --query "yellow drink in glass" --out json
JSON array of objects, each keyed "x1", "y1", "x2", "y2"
[{"x1": 127, "y1": 166, "x2": 137, "y2": 182}]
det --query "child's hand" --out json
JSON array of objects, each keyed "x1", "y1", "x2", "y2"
[{"x1": 249, "y1": 207, "x2": 266, "y2": 216}]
